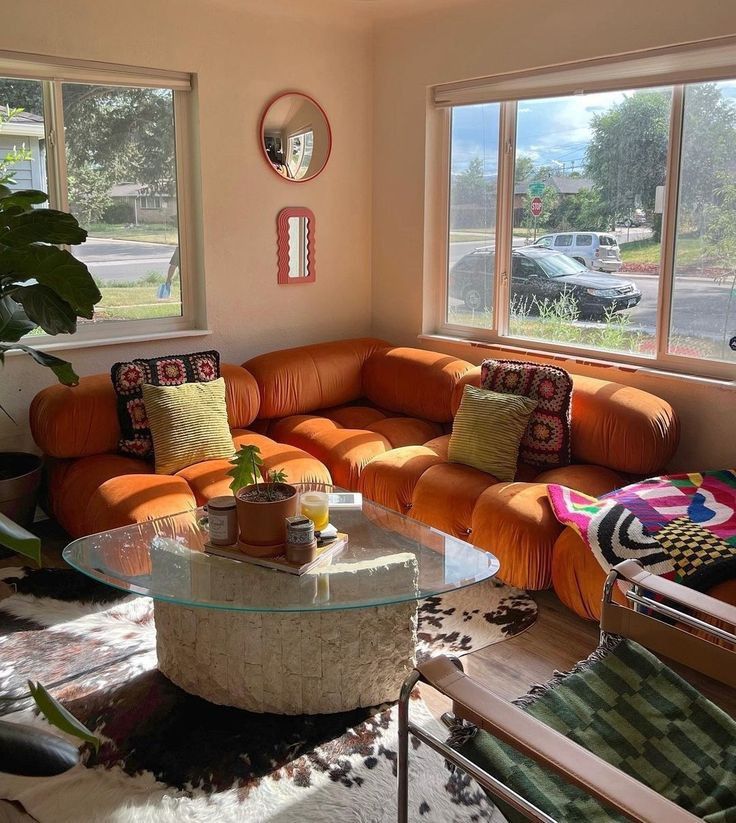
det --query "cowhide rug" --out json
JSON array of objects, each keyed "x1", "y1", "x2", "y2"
[{"x1": 0, "y1": 566, "x2": 536, "y2": 823}]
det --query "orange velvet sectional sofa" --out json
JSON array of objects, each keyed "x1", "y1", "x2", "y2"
[{"x1": 30, "y1": 336, "x2": 683, "y2": 617}]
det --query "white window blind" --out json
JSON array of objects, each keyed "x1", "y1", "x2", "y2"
[
  {"x1": 434, "y1": 35, "x2": 736, "y2": 106},
  {"x1": 0, "y1": 49, "x2": 191, "y2": 91}
]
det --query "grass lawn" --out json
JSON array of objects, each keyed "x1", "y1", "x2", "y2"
[
  {"x1": 86, "y1": 223, "x2": 178, "y2": 245},
  {"x1": 619, "y1": 235, "x2": 708, "y2": 266},
  {"x1": 444, "y1": 304, "x2": 733, "y2": 361},
  {"x1": 96, "y1": 282, "x2": 182, "y2": 320}
]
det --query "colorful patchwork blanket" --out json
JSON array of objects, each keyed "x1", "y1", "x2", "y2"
[{"x1": 548, "y1": 470, "x2": 736, "y2": 591}]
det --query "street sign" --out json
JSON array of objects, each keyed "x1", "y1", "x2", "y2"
[
  {"x1": 530, "y1": 197, "x2": 543, "y2": 217},
  {"x1": 528, "y1": 181, "x2": 545, "y2": 197}
]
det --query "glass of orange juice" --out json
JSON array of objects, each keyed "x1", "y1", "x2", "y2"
[{"x1": 299, "y1": 490, "x2": 330, "y2": 532}]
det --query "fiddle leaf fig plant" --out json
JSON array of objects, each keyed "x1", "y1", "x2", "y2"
[{"x1": 0, "y1": 185, "x2": 102, "y2": 386}]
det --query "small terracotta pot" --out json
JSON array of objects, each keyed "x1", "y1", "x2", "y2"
[{"x1": 235, "y1": 483, "x2": 298, "y2": 557}]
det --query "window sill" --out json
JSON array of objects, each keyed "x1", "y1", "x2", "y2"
[
  {"x1": 419, "y1": 333, "x2": 736, "y2": 389},
  {"x1": 6, "y1": 328, "x2": 213, "y2": 356}
]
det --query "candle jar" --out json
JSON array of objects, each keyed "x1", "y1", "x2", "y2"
[
  {"x1": 299, "y1": 490, "x2": 330, "y2": 532},
  {"x1": 285, "y1": 515, "x2": 318, "y2": 563},
  {"x1": 207, "y1": 495, "x2": 238, "y2": 546}
]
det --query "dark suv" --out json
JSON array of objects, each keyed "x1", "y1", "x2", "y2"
[{"x1": 449, "y1": 246, "x2": 641, "y2": 318}]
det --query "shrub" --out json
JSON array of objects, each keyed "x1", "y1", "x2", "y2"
[{"x1": 102, "y1": 202, "x2": 135, "y2": 224}]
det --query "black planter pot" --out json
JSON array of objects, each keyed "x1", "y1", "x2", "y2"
[{"x1": 0, "y1": 451, "x2": 43, "y2": 529}]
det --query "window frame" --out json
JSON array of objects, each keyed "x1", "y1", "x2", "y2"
[
  {"x1": 0, "y1": 52, "x2": 205, "y2": 345},
  {"x1": 431, "y1": 39, "x2": 736, "y2": 381}
]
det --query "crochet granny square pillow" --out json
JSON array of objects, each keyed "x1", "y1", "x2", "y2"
[
  {"x1": 480, "y1": 359, "x2": 572, "y2": 469},
  {"x1": 111, "y1": 350, "x2": 221, "y2": 458}
]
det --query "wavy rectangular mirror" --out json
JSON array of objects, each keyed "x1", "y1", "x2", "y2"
[{"x1": 277, "y1": 207, "x2": 315, "y2": 283}]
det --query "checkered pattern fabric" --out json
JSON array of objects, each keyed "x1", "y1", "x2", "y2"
[
  {"x1": 658, "y1": 517, "x2": 734, "y2": 585},
  {"x1": 455, "y1": 638, "x2": 736, "y2": 822}
]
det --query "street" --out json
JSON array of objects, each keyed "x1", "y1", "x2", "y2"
[{"x1": 76, "y1": 238, "x2": 177, "y2": 283}]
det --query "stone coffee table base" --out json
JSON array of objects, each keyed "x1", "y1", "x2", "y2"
[{"x1": 154, "y1": 599, "x2": 417, "y2": 714}]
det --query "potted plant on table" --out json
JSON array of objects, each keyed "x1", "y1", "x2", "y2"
[
  {"x1": 228, "y1": 444, "x2": 297, "y2": 557},
  {"x1": 0, "y1": 184, "x2": 101, "y2": 563}
]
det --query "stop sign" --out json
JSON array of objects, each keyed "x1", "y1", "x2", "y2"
[{"x1": 530, "y1": 196, "x2": 543, "y2": 217}]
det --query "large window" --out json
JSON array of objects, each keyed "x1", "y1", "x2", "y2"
[
  {"x1": 0, "y1": 56, "x2": 198, "y2": 340},
  {"x1": 439, "y1": 47, "x2": 736, "y2": 377}
]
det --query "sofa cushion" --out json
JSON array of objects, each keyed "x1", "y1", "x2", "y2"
[
  {"x1": 47, "y1": 453, "x2": 196, "y2": 538},
  {"x1": 359, "y1": 445, "x2": 445, "y2": 513},
  {"x1": 535, "y1": 464, "x2": 626, "y2": 496},
  {"x1": 111, "y1": 350, "x2": 220, "y2": 458},
  {"x1": 30, "y1": 374, "x2": 121, "y2": 459},
  {"x1": 481, "y1": 359, "x2": 573, "y2": 469},
  {"x1": 175, "y1": 430, "x2": 331, "y2": 505},
  {"x1": 365, "y1": 417, "x2": 443, "y2": 448},
  {"x1": 362, "y1": 347, "x2": 473, "y2": 423},
  {"x1": 143, "y1": 378, "x2": 234, "y2": 474},
  {"x1": 232, "y1": 431, "x2": 332, "y2": 486},
  {"x1": 319, "y1": 405, "x2": 388, "y2": 428},
  {"x1": 243, "y1": 338, "x2": 390, "y2": 419},
  {"x1": 271, "y1": 416, "x2": 392, "y2": 489},
  {"x1": 470, "y1": 482, "x2": 565, "y2": 591},
  {"x1": 448, "y1": 386, "x2": 537, "y2": 482},
  {"x1": 410, "y1": 462, "x2": 498, "y2": 539}
]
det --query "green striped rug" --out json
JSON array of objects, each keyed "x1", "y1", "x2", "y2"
[{"x1": 453, "y1": 637, "x2": 736, "y2": 822}]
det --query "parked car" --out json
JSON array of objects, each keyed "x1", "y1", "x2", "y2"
[
  {"x1": 531, "y1": 232, "x2": 622, "y2": 272},
  {"x1": 616, "y1": 209, "x2": 647, "y2": 228},
  {"x1": 449, "y1": 246, "x2": 641, "y2": 318}
]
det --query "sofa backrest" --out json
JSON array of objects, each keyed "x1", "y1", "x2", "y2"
[
  {"x1": 243, "y1": 338, "x2": 391, "y2": 419},
  {"x1": 30, "y1": 363, "x2": 261, "y2": 459},
  {"x1": 362, "y1": 347, "x2": 473, "y2": 423},
  {"x1": 452, "y1": 367, "x2": 680, "y2": 476}
]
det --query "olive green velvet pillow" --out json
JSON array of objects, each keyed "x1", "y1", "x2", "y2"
[
  {"x1": 141, "y1": 377, "x2": 234, "y2": 474},
  {"x1": 448, "y1": 385, "x2": 538, "y2": 482}
]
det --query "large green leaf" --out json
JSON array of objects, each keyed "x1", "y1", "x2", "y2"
[
  {"x1": 0, "y1": 342, "x2": 79, "y2": 385},
  {"x1": 13, "y1": 284, "x2": 78, "y2": 335},
  {"x1": 0, "y1": 296, "x2": 34, "y2": 342},
  {"x1": 27, "y1": 681, "x2": 100, "y2": 752},
  {"x1": 0, "y1": 189, "x2": 48, "y2": 213},
  {"x1": 0, "y1": 209, "x2": 87, "y2": 247},
  {"x1": 0, "y1": 512, "x2": 41, "y2": 564},
  {"x1": 0, "y1": 246, "x2": 100, "y2": 318}
]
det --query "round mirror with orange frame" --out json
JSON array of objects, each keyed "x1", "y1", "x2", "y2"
[{"x1": 259, "y1": 92, "x2": 332, "y2": 182}]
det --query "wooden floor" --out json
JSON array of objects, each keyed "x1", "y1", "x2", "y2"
[{"x1": 422, "y1": 588, "x2": 736, "y2": 719}]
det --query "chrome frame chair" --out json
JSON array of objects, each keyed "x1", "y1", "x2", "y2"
[{"x1": 398, "y1": 560, "x2": 736, "y2": 823}]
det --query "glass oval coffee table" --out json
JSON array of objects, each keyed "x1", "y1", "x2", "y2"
[{"x1": 64, "y1": 490, "x2": 499, "y2": 715}]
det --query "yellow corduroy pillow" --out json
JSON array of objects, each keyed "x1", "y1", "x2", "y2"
[
  {"x1": 448, "y1": 385, "x2": 538, "y2": 482},
  {"x1": 142, "y1": 377, "x2": 234, "y2": 474}
]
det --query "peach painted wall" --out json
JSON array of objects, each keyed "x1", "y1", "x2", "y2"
[
  {"x1": 0, "y1": 0, "x2": 373, "y2": 451},
  {"x1": 371, "y1": 0, "x2": 736, "y2": 472}
]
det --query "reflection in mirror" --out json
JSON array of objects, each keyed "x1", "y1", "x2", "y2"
[
  {"x1": 277, "y1": 207, "x2": 315, "y2": 284},
  {"x1": 288, "y1": 217, "x2": 309, "y2": 278},
  {"x1": 261, "y1": 93, "x2": 331, "y2": 182}
]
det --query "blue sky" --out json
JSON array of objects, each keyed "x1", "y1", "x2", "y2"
[{"x1": 451, "y1": 81, "x2": 736, "y2": 176}]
